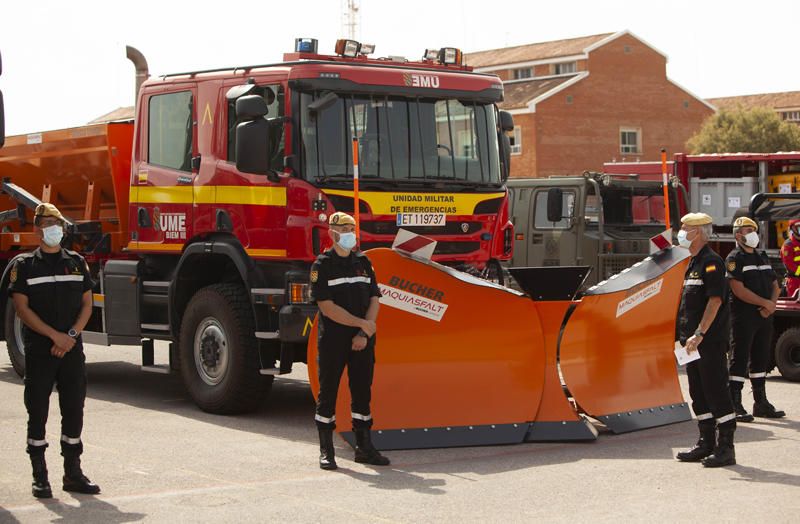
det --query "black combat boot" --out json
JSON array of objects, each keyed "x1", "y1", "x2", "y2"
[
  {"x1": 62, "y1": 454, "x2": 101, "y2": 494},
  {"x1": 30, "y1": 453, "x2": 52, "y2": 499},
  {"x1": 702, "y1": 423, "x2": 736, "y2": 468},
  {"x1": 676, "y1": 422, "x2": 715, "y2": 462},
  {"x1": 354, "y1": 428, "x2": 390, "y2": 466},
  {"x1": 318, "y1": 428, "x2": 338, "y2": 470},
  {"x1": 752, "y1": 380, "x2": 785, "y2": 419},
  {"x1": 730, "y1": 383, "x2": 754, "y2": 423}
]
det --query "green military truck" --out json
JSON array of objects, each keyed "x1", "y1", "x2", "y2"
[{"x1": 506, "y1": 172, "x2": 685, "y2": 286}]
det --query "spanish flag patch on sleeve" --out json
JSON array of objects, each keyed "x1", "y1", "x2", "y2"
[{"x1": 705, "y1": 264, "x2": 717, "y2": 273}]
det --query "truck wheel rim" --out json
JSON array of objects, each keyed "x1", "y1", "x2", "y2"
[
  {"x1": 194, "y1": 318, "x2": 229, "y2": 386},
  {"x1": 13, "y1": 314, "x2": 24, "y2": 357}
]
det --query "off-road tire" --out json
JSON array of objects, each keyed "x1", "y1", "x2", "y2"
[
  {"x1": 4, "y1": 297, "x2": 25, "y2": 377},
  {"x1": 774, "y1": 326, "x2": 800, "y2": 382}
]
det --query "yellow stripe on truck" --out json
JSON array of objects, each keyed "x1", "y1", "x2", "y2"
[
  {"x1": 130, "y1": 186, "x2": 287, "y2": 206},
  {"x1": 324, "y1": 190, "x2": 505, "y2": 215}
]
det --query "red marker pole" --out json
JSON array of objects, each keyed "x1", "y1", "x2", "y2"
[
  {"x1": 352, "y1": 137, "x2": 361, "y2": 240},
  {"x1": 661, "y1": 148, "x2": 671, "y2": 231}
]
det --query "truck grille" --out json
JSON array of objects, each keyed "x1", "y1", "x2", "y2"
[
  {"x1": 361, "y1": 241, "x2": 480, "y2": 255},
  {"x1": 360, "y1": 221, "x2": 482, "y2": 235}
]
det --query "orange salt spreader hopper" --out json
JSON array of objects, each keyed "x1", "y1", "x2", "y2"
[{"x1": 308, "y1": 246, "x2": 692, "y2": 450}]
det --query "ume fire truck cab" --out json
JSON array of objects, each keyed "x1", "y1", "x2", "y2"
[{"x1": 0, "y1": 40, "x2": 515, "y2": 414}]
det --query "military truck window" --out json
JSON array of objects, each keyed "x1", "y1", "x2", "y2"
[
  {"x1": 227, "y1": 85, "x2": 284, "y2": 170},
  {"x1": 533, "y1": 190, "x2": 574, "y2": 230},
  {"x1": 148, "y1": 91, "x2": 193, "y2": 172}
]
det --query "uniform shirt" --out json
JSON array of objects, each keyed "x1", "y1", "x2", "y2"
[
  {"x1": 310, "y1": 249, "x2": 381, "y2": 340},
  {"x1": 678, "y1": 245, "x2": 729, "y2": 344},
  {"x1": 7, "y1": 248, "x2": 94, "y2": 353},
  {"x1": 725, "y1": 247, "x2": 776, "y2": 318}
]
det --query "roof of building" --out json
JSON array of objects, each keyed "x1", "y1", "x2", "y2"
[
  {"x1": 88, "y1": 106, "x2": 135, "y2": 124},
  {"x1": 465, "y1": 33, "x2": 614, "y2": 69},
  {"x1": 707, "y1": 91, "x2": 800, "y2": 111},
  {"x1": 501, "y1": 76, "x2": 579, "y2": 110}
]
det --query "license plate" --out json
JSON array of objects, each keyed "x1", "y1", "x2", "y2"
[{"x1": 396, "y1": 213, "x2": 446, "y2": 227}]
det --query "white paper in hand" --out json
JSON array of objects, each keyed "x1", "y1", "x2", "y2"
[{"x1": 674, "y1": 341, "x2": 701, "y2": 366}]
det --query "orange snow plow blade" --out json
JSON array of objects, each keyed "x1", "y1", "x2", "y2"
[{"x1": 308, "y1": 247, "x2": 691, "y2": 450}]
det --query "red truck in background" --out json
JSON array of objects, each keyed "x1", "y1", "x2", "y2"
[{"x1": 0, "y1": 40, "x2": 516, "y2": 413}]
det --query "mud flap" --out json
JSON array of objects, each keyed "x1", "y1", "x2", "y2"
[{"x1": 558, "y1": 248, "x2": 692, "y2": 433}]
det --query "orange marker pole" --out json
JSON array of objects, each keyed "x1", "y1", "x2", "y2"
[
  {"x1": 352, "y1": 137, "x2": 361, "y2": 240},
  {"x1": 661, "y1": 148, "x2": 671, "y2": 231}
]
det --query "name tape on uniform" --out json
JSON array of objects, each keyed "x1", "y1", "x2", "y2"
[
  {"x1": 616, "y1": 279, "x2": 664, "y2": 318},
  {"x1": 378, "y1": 284, "x2": 448, "y2": 322}
]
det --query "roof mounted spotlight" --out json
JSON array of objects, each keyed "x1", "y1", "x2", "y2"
[
  {"x1": 295, "y1": 38, "x2": 318, "y2": 54},
  {"x1": 360, "y1": 43, "x2": 376, "y2": 55},
  {"x1": 438, "y1": 47, "x2": 463, "y2": 65},
  {"x1": 335, "y1": 39, "x2": 361, "y2": 58},
  {"x1": 424, "y1": 48, "x2": 440, "y2": 61}
]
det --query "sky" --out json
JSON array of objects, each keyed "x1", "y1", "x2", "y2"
[{"x1": 1, "y1": 0, "x2": 798, "y2": 136}]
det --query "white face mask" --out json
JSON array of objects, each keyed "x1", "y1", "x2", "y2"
[
  {"x1": 42, "y1": 224, "x2": 64, "y2": 247},
  {"x1": 336, "y1": 231, "x2": 357, "y2": 250},
  {"x1": 743, "y1": 231, "x2": 759, "y2": 249},
  {"x1": 677, "y1": 229, "x2": 692, "y2": 248}
]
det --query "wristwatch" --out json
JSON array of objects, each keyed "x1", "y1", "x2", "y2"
[
  {"x1": 694, "y1": 329, "x2": 705, "y2": 338},
  {"x1": 357, "y1": 329, "x2": 369, "y2": 338},
  {"x1": 68, "y1": 328, "x2": 78, "y2": 339}
]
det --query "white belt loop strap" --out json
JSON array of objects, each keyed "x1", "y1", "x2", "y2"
[
  {"x1": 351, "y1": 412, "x2": 373, "y2": 421},
  {"x1": 61, "y1": 435, "x2": 82, "y2": 445},
  {"x1": 696, "y1": 413, "x2": 714, "y2": 421},
  {"x1": 684, "y1": 279, "x2": 704, "y2": 286},
  {"x1": 27, "y1": 438, "x2": 48, "y2": 447},
  {"x1": 717, "y1": 413, "x2": 736, "y2": 424},
  {"x1": 729, "y1": 375, "x2": 747, "y2": 383},
  {"x1": 327, "y1": 276, "x2": 371, "y2": 287},
  {"x1": 315, "y1": 414, "x2": 336, "y2": 424},
  {"x1": 27, "y1": 275, "x2": 84, "y2": 286},
  {"x1": 749, "y1": 372, "x2": 767, "y2": 378}
]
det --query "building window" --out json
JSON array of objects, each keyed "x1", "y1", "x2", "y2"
[
  {"x1": 512, "y1": 68, "x2": 532, "y2": 80},
  {"x1": 782, "y1": 110, "x2": 800, "y2": 122},
  {"x1": 510, "y1": 125, "x2": 522, "y2": 155},
  {"x1": 620, "y1": 127, "x2": 641, "y2": 154},
  {"x1": 553, "y1": 62, "x2": 576, "y2": 75},
  {"x1": 148, "y1": 91, "x2": 193, "y2": 172}
]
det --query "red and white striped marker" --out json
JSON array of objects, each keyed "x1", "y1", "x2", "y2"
[
  {"x1": 392, "y1": 229, "x2": 437, "y2": 260},
  {"x1": 650, "y1": 229, "x2": 672, "y2": 253}
]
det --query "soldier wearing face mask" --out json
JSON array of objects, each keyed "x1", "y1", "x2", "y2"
[
  {"x1": 309, "y1": 212, "x2": 390, "y2": 470},
  {"x1": 725, "y1": 216, "x2": 784, "y2": 420},
  {"x1": 7, "y1": 203, "x2": 100, "y2": 498}
]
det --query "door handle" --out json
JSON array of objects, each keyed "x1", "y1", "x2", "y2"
[{"x1": 531, "y1": 233, "x2": 543, "y2": 244}]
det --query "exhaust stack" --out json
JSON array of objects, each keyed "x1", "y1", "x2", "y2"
[{"x1": 125, "y1": 45, "x2": 149, "y2": 105}]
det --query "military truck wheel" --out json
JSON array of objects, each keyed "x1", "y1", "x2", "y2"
[
  {"x1": 179, "y1": 283, "x2": 272, "y2": 414},
  {"x1": 4, "y1": 298, "x2": 25, "y2": 378},
  {"x1": 774, "y1": 326, "x2": 800, "y2": 382}
]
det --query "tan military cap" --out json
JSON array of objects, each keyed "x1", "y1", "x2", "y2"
[
  {"x1": 329, "y1": 211, "x2": 355, "y2": 226},
  {"x1": 732, "y1": 216, "x2": 758, "y2": 231},
  {"x1": 34, "y1": 203, "x2": 66, "y2": 222},
  {"x1": 681, "y1": 212, "x2": 712, "y2": 226}
]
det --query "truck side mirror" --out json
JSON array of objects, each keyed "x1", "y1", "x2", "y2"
[
  {"x1": 499, "y1": 111, "x2": 514, "y2": 133},
  {"x1": 235, "y1": 95, "x2": 270, "y2": 175},
  {"x1": 547, "y1": 188, "x2": 564, "y2": 223}
]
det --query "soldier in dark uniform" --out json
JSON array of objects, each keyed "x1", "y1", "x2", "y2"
[
  {"x1": 310, "y1": 211, "x2": 390, "y2": 470},
  {"x1": 675, "y1": 212, "x2": 737, "y2": 468},
  {"x1": 726, "y1": 216, "x2": 784, "y2": 420},
  {"x1": 8, "y1": 203, "x2": 100, "y2": 498}
]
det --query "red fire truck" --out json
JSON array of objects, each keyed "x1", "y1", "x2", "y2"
[{"x1": 0, "y1": 40, "x2": 515, "y2": 413}]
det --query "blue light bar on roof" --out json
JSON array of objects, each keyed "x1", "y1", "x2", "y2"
[{"x1": 295, "y1": 38, "x2": 318, "y2": 53}]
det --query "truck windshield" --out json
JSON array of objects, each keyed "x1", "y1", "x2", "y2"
[{"x1": 300, "y1": 92, "x2": 501, "y2": 186}]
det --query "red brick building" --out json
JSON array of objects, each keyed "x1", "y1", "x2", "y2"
[
  {"x1": 707, "y1": 91, "x2": 800, "y2": 125},
  {"x1": 466, "y1": 31, "x2": 714, "y2": 178}
]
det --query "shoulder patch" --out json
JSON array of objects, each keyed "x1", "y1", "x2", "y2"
[
  {"x1": 9, "y1": 264, "x2": 17, "y2": 283},
  {"x1": 727, "y1": 260, "x2": 736, "y2": 272},
  {"x1": 310, "y1": 270, "x2": 318, "y2": 283}
]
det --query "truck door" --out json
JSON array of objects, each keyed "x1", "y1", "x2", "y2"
[
  {"x1": 529, "y1": 188, "x2": 578, "y2": 267},
  {"x1": 132, "y1": 85, "x2": 196, "y2": 250}
]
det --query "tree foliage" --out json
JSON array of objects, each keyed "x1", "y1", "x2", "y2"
[{"x1": 687, "y1": 105, "x2": 800, "y2": 154}]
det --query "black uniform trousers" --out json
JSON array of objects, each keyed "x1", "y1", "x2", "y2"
[
  {"x1": 315, "y1": 335, "x2": 375, "y2": 431},
  {"x1": 729, "y1": 313, "x2": 772, "y2": 386},
  {"x1": 24, "y1": 343, "x2": 86, "y2": 457},
  {"x1": 686, "y1": 338, "x2": 736, "y2": 428}
]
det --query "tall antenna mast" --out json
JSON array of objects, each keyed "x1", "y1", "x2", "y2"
[{"x1": 342, "y1": 0, "x2": 360, "y2": 39}]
